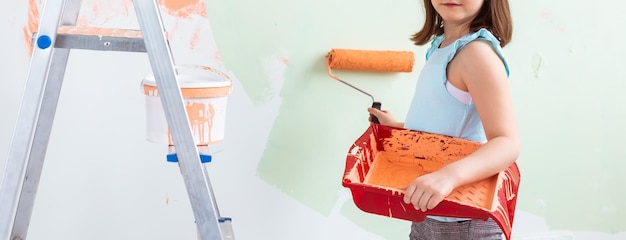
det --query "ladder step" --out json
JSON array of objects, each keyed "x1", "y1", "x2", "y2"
[{"x1": 55, "y1": 26, "x2": 147, "y2": 52}]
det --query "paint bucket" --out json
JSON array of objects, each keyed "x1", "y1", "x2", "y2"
[{"x1": 142, "y1": 65, "x2": 232, "y2": 146}]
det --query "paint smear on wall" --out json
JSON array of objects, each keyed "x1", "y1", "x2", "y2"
[
  {"x1": 23, "y1": 0, "x2": 214, "y2": 55},
  {"x1": 23, "y1": 0, "x2": 42, "y2": 55},
  {"x1": 77, "y1": 0, "x2": 133, "y2": 27},
  {"x1": 262, "y1": 50, "x2": 289, "y2": 98},
  {"x1": 257, "y1": 49, "x2": 351, "y2": 217},
  {"x1": 189, "y1": 24, "x2": 202, "y2": 50},
  {"x1": 79, "y1": 0, "x2": 207, "y2": 26},
  {"x1": 158, "y1": 0, "x2": 207, "y2": 18},
  {"x1": 157, "y1": 0, "x2": 209, "y2": 50},
  {"x1": 540, "y1": 11, "x2": 566, "y2": 33},
  {"x1": 532, "y1": 52, "x2": 543, "y2": 79}
]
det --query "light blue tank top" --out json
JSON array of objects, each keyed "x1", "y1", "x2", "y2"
[{"x1": 404, "y1": 28, "x2": 510, "y2": 222}]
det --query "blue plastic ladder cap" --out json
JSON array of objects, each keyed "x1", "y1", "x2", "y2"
[
  {"x1": 166, "y1": 153, "x2": 177, "y2": 163},
  {"x1": 166, "y1": 153, "x2": 212, "y2": 163},
  {"x1": 219, "y1": 217, "x2": 232, "y2": 223},
  {"x1": 37, "y1": 35, "x2": 52, "y2": 49},
  {"x1": 199, "y1": 153, "x2": 212, "y2": 163}
]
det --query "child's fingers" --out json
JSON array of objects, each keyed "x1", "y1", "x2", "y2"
[
  {"x1": 403, "y1": 184, "x2": 417, "y2": 204},
  {"x1": 368, "y1": 108, "x2": 380, "y2": 123}
]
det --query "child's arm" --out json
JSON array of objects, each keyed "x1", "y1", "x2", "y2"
[{"x1": 403, "y1": 40, "x2": 520, "y2": 211}]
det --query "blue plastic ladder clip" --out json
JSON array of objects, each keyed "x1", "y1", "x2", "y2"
[
  {"x1": 166, "y1": 153, "x2": 212, "y2": 163},
  {"x1": 37, "y1": 35, "x2": 52, "y2": 49}
]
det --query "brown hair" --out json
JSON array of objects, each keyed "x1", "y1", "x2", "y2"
[{"x1": 410, "y1": 0, "x2": 512, "y2": 47}]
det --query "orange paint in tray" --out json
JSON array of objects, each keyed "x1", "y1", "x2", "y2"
[{"x1": 343, "y1": 124, "x2": 520, "y2": 240}]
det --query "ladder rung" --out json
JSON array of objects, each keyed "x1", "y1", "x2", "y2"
[{"x1": 55, "y1": 26, "x2": 147, "y2": 52}]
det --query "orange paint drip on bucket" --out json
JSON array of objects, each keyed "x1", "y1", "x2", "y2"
[{"x1": 141, "y1": 65, "x2": 232, "y2": 146}]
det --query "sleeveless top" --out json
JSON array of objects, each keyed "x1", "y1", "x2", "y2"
[{"x1": 404, "y1": 28, "x2": 510, "y2": 222}]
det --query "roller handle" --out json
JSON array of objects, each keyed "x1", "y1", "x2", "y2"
[{"x1": 371, "y1": 102, "x2": 382, "y2": 124}]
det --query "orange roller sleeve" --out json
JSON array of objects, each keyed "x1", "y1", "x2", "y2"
[{"x1": 327, "y1": 48, "x2": 415, "y2": 73}]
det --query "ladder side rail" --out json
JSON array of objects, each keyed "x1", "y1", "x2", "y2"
[
  {"x1": 201, "y1": 165, "x2": 221, "y2": 217},
  {"x1": 10, "y1": 49, "x2": 70, "y2": 240},
  {"x1": 0, "y1": 0, "x2": 69, "y2": 238},
  {"x1": 132, "y1": 1, "x2": 224, "y2": 239},
  {"x1": 203, "y1": 165, "x2": 235, "y2": 239},
  {"x1": 10, "y1": 0, "x2": 83, "y2": 238}
]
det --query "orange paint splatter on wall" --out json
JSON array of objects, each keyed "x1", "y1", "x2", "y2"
[
  {"x1": 76, "y1": 0, "x2": 133, "y2": 26},
  {"x1": 23, "y1": 0, "x2": 211, "y2": 54},
  {"x1": 23, "y1": 0, "x2": 42, "y2": 55},
  {"x1": 189, "y1": 25, "x2": 201, "y2": 50},
  {"x1": 158, "y1": 0, "x2": 207, "y2": 18}
]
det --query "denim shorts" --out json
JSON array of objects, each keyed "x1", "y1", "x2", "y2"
[{"x1": 409, "y1": 217, "x2": 503, "y2": 240}]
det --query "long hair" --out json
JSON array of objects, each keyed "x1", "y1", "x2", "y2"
[{"x1": 410, "y1": 0, "x2": 512, "y2": 47}]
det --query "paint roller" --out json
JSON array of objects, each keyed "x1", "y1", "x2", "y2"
[{"x1": 326, "y1": 48, "x2": 414, "y2": 124}]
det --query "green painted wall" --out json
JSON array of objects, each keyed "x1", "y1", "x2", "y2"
[
  {"x1": 204, "y1": 0, "x2": 626, "y2": 238},
  {"x1": 506, "y1": 1, "x2": 626, "y2": 233}
]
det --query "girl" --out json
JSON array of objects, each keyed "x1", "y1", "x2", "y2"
[{"x1": 368, "y1": 0, "x2": 519, "y2": 239}]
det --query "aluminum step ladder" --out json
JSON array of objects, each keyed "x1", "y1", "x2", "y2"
[{"x1": 0, "y1": 0, "x2": 233, "y2": 239}]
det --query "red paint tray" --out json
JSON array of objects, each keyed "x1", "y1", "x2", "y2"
[{"x1": 342, "y1": 124, "x2": 520, "y2": 240}]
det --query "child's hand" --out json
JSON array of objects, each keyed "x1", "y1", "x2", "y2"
[
  {"x1": 367, "y1": 108, "x2": 402, "y2": 127},
  {"x1": 402, "y1": 170, "x2": 457, "y2": 212}
]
